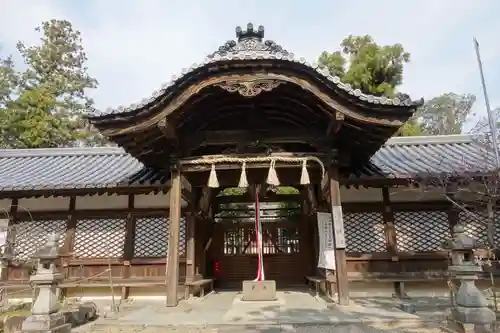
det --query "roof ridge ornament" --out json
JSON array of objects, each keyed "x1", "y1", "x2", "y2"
[
  {"x1": 211, "y1": 22, "x2": 290, "y2": 58},
  {"x1": 236, "y1": 23, "x2": 264, "y2": 42}
]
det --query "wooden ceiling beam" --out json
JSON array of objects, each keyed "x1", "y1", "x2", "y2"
[
  {"x1": 216, "y1": 192, "x2": 301, "y2": 205},
  {"x1": 181, "y1": 129, "x2": 323, "y2": 154}
]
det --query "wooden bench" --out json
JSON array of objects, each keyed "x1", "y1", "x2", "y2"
[
  {"x1": 305, "y1": 276, "x2": 336, "y2": 298},
  {"x1": 185, "y1": 278, "x2": 214, "y2": 298},
  {"x1": 346, "y1": 271, "x2": 452, "y2": 298}
]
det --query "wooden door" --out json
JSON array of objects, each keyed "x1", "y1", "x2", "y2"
[{"x1": 213, "y1": 219, "x2": 309, "y2": 289}]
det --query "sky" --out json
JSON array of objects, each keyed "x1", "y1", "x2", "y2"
[{"x1": 1, "y1": 0, "x2": 499, "y2": 130}]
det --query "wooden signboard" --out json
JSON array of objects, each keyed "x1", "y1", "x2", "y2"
[{"x1": 331, "y1": 206, "x2": 346, "y2": 249}]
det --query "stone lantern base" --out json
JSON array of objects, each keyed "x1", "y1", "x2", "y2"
[{"x1": 21, "y1": 312, "x2": 71, "y2": 333}]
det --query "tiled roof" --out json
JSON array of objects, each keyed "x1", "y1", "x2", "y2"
[
  {"x1": 0, "y1": 135, "x2": 495, "y2": 193},
  {"x1": 351, "y1": 134, "x2": 495, "y2": 180},
  {"x1": 0, "y1": 148, "x2": 168, "y2": 191}
]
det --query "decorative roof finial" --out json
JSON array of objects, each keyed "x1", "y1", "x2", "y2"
[{"x1": 236, "y1": 23, "x2": 264, "y2": 42}]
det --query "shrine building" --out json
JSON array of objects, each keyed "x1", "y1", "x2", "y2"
[{"x1": 0, "y1": 24, "x2": 498, "y2": 306}]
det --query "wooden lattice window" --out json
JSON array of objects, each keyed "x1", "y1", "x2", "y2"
[
  {"x1": 459, "y1": 211, "x2": 488, "y2": 246},
  {"x1": 344, "y1": 212, "x2": 385, "y2": 253},
  {"x1": 494, "y1": 213, "x2": 500, "y2": 246},
  {"x1": 223, "y1": 226, "x2": 299, "y2": 256},
  {"x1": 274, "y1": 227, "x2": 299, "y2": 254},
  {"x1": 73, "y1": 217, "x2": 126, "y2": 259},
  {"x1": 133, "y1": 216, "x2": 186, "y2": 258},
  {"x1": 394, "y1": 211, "x2": 449, "y2": 252},
  {"x1": 12, "y1": 219, "x2": 66, "y2": 260}
]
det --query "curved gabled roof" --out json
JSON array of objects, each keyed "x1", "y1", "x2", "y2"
[
  {"x1": 85, "y1": 23, "x2": 424, "y2": 168},
  {"x1": 87, "y1": 23, "x2": 422, "y2": 121}
]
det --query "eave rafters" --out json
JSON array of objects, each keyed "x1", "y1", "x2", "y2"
[{"x1": 92, "y1": 72, "x2": 416, "y2": 138}]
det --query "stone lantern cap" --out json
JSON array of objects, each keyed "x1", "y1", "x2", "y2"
[
  {"x1": 33, "y1": 233, "x2": 60, "y2": 260},
  {"x1": 442, "y1": 224, "x2": 478, "y2": 251}
]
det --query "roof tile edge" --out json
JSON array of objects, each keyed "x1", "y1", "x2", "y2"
[
  {"x1": 90, "y1": 23, "x2": 424, "y2": 117},
  {"x1": 0, "y1": 147, "x2": 127, "y2": 157},
  {"x1": 384, "y1": 134, "x2": 481, "y2": 146}
]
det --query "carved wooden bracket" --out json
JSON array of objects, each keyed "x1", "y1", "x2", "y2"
[
  {"x1": 215, "y1": 79, "x2": 282, "y2": 97},
  {"x1": 326, "y1": 111, "x2": 345, "y2": 138},
  {"x1": 158, "y1": 118, "x2": 178, "y2": 141}
]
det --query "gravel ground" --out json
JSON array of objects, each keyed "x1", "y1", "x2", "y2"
[{"x1": 76, "y1": 322, "x2": 447, "y2": 333}]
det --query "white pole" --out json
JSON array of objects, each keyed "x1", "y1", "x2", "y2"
[{"x1": 474, "y1": 37, "x2": 500, "y2": 168}]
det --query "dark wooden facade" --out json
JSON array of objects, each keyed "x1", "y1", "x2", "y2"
[{"x1": 1, "y1": 187, "x2": 499, "y2": 304}]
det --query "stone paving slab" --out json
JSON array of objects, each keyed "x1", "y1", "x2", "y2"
[{"x1": 86, "y1": 291, "x2": 438, "y2": 329}]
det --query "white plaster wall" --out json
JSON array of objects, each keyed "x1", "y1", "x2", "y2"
[
  {"x1": 340, "y1": 187, "x2": 382, "y2": 203},
  {"x1": 76, "y1": 194, "x2": 129, "y2": 210},
  {"x1": 1, "y1": 192, "x2": 188, "y2": 215},
  {"x1": 0, "y1": 199, "x2": 13, "y2": 217},
  {"x1": 18, "y1": 197, "x2": 70, "y2": 212},
  {"x1": 339, "y1": 187, "x2": 445, "y2": 204},
  {"x1": 388, "y1": 187, "x2": 444, "y2": 202},
  {"x1": 135, "y1": 192, "x2": 169, "y2": 208}
]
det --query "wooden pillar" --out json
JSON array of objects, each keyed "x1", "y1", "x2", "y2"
[
  {"x1": 166, "y1": 167, "x2": 182, "y2": 307},
  {"x1": 382, "y1": 187, "x2": 404, "y2": 298},
  {"x1": 328, "y1": 166, "x2": 349, "y2": 305},
  {"x1": 121, "y1": 195, "x2": 136, "y2": 300},
  {"x1": 448, "y1": 208, "x2": 459, "y2": 235},
  {"x1": 1, "y1": 199, "x2": 18, "y2": 282},
  {"x1": 60, "y1": 196, "x2": 76, "y2": 299},
  {"x1": 184, "y1": 190, "x2": 197, "y2": 299}
]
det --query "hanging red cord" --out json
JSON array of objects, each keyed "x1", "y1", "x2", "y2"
[{"x1": 254, "y1": 186, "x2": 265, "y2": 281}]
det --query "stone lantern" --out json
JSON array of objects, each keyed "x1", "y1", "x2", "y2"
[
  {"x1": 21, "y1": 233, "x2": 70, "y2": 333},
  {"x1": 443, "y1": 224, "x2": 496, "y2": 333}
]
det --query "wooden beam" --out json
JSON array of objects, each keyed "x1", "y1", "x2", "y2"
[
  {"x1": 216, "y1": 193, "x2": 301, "y2": 205},
  {"x1": 182, "y1": 129, "x2": 323, "y2": 152},
  {"x1": 184, "y1": 189, "x2": 198, "y2": 299},
  {"x1": 179, "y1": 175, "x2": 192, "y2": 202},
  {"x1": 258, "y1": 183, "x2": 269, "y2": 199},
  {"x1": 198, "y1": 187, "x2": 212, "y2": 217},
  {"x1": 1, "y1": 199, "x2": 17, "y2": 282},
  {"x1": 306, "y1": 185, "x2": 318, "y2": 215},
  {"x1": 166, "y1": 167, "x2": 182, "y2": 307},
  {"x1": 62, "y1": 197, "x2": 77, "y2": 257},
  {"x1": 60, "y1": 196, "x2": 76, "y2": 299},
  {"x1": 382, "y1": 187, "x2": 405, "y2": 298},
  {"x1": 181, "y1": 152, "x2": 327, "y2": 172},
  {"x1": 328, "y1": 166, "x2": 349, "y2": 305},
  {"x1": 382, "y1": 187, "x2": 397, "y2": 256},
  {"x1": 326, "y1": 112, "x2": 344, "y2": 138},
  {"x1": 157, "y1": 118, "x2": 178, "y2": 141},
  {"x1": 121, "y1": 195, "x2": 136, "y2": 300}
]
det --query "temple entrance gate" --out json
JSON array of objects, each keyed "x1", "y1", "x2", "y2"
[
  {"x1": 87, "y1": 23, "x2": 422, "y2": 306},
  {"x1": 210, "y1": 189, "x2": 314, "y2": 289}
]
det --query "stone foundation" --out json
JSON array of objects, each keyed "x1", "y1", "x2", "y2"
[
  {"x1": 242, "y1": 280, "x2": 276, "y2": 301},
  {"x1": 21, "y1": 312, "x2": 71, "y2": 333}
]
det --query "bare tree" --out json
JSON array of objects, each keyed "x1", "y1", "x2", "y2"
[{"x1": 412, "y1": 136, "x2": 500, "y2": 309}]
